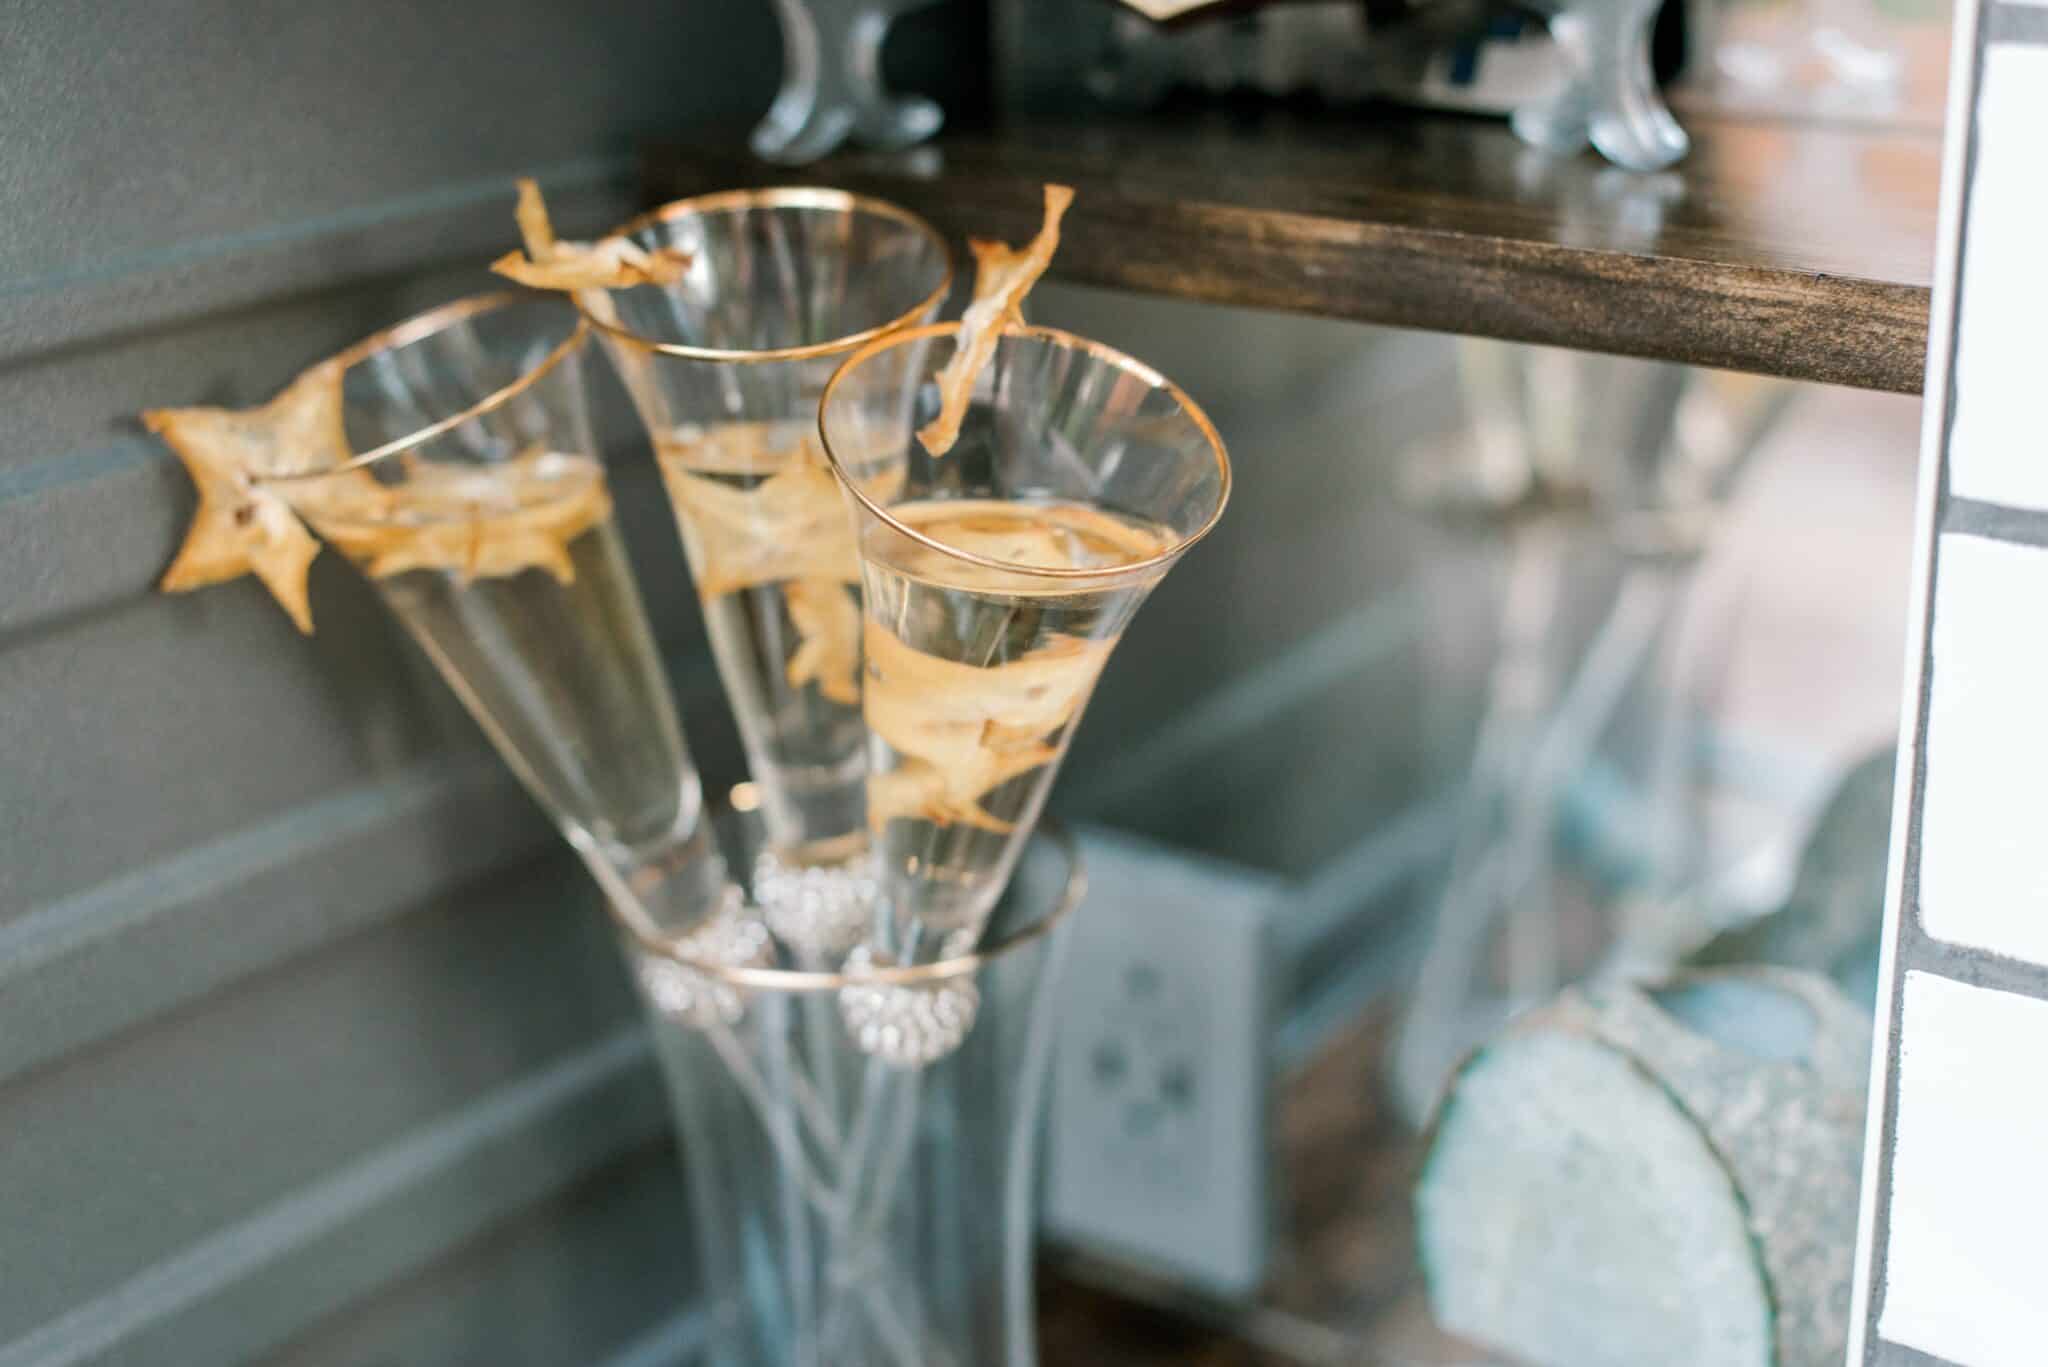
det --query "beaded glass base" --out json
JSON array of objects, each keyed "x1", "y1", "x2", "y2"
[
  {"x1": 632, "y1": 884, "x2": 769, "y2": 1028},
  {"x1": 752, "y1": 845, "x2": 881, "y2": 962},
  {"x1": 838, "y1": 932, "x2": 980, "y2": 1067}
]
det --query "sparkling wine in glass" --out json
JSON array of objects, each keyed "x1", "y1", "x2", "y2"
[
  {"x1": 578, "y1": 189, "x2": 951, "y2": 950},
  {"x1": 821, "y1": 321, "x2": 1231, "y2": 959},
  {"x1": 272, "y1": 292, "x2": 725, "y2": 920}
]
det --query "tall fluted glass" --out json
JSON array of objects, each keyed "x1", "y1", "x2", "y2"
[
  {"x1": 611, "y1": 807, "x2": 1083, "y2": 1367},
  {"x1": 820, "y1": 322, "x2": 1230, "y2": 959},
  {"x1": 578, "y1": 190, "x2": 949, "y2": 943},
  {"x1": 270, "y1": 291, "x2": 726, "y2": 924}
]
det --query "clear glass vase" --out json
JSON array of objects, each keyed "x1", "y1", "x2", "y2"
[{"x1": 613, "y1": 804, "x2": 1083, "y2": 1367}]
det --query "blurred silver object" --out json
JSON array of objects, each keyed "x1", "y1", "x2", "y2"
[
  {"x1": 1418, "y1": 968, "x2": 1869, "y2": 1367},
  {"x1": 752, "y1": 0, "x2": 946, "y2": 165},
  {"x1": 1512, "y1": 0, "x2": 1690, "y2": 169},
  {"x1": 1074, "y1": 0, "x2": 1691, "y2": 170},
  {"x1": 1687, "y1": 747, "x2": 1895, "y2": 1007},
  {"x1": 1391, "y1": 338, "x2": 1794, "y2": 1124}
]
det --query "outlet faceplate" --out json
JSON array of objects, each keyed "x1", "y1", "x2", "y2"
[{"x1": 1045, "y1": 828, "x2": 1281, "y2": 1298}]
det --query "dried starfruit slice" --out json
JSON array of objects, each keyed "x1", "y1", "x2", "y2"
[
  {"x1": 916, "y1": 183, "x2": 1075, "y2": 458},
  {"x1": 490, "y1": 177, "x2": 691, "y2": 292},
  {"x1": 143, "y1": 360, "x2": 349, "y2": 633}
]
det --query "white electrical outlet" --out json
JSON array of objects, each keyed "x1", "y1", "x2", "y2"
[{"x1": 1045, "y1": 827, "x2": 1281, "y2": 1298}]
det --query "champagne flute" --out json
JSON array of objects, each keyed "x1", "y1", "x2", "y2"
[
  {"x1": 577, "y1": 189, "x2": 951, "y2": 957},
  {"x1": 264, "y1": 291, "x2": 729, "y2": 929},
  {"x1": 820, "y1": 321, "x2": 1231, "y2": 963}
]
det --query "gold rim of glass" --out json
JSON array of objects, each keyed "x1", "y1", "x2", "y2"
[
  {"x1": 576, "y1": 187, "x2": 955, "y2": 363},
  {"x1": 609, "y1": 821, "x2": 1086, "y2": 992},
  {"x1": 818, "y1": 321, "x2": 1234, "y2": 582},
  {"x1": 258, "y1": 290, "x2": 588, "y2": 486}
]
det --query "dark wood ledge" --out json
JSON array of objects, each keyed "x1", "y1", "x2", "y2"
[{"x1": 647, "y1": 107, "x2": 1938, "y2": 393}]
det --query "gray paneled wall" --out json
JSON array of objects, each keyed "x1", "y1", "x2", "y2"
[{"x1": 1, "y1": 3, "x2": 773, "y2": 1363}]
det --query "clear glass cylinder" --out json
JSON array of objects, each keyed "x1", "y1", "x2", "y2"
[{"x1": 615, "y1": 807, "x2": 1083, "y2": 1367}]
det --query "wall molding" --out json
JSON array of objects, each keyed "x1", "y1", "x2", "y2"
[
  {"x1": 1063, "y1": 582, "x2": 1426, "y2": 818},
  {"x1": 0, "y1": 1026, "x2": 667, "y2": 1367},
  {"x1": 0, "y1": 156, "x2": 639, "y2": 367},
  {"x1": 0, "y1": 406, "x2": 677, "y2": 643},
  {"x1": 0, "y1": 756, "x2": 552, "y2": 1087}
]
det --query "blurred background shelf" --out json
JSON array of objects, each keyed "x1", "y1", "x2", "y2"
[{"x1": 645, "y1": 106, "x2": 1939, "y2": 395}]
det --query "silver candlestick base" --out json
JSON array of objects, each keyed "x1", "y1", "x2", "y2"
[
  {"x1": 752, "y1": 0, "x2": 947, "y2": 165},
  {"x1": 1513, "y1": 0, "x2": 1689, "y2": 171},
  {"x1": 1015, "y1": 0, "x2": 1692, "y2": 172}
]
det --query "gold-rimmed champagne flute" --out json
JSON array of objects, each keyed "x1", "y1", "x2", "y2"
[
  {"x1": 577, "y1": 189, "x2": 951, "y2": 956},
  {"x1": 262, "y1": 291, "x2": 728, "y2": 925},
  {"x1": 819, "y1": 320, "x2": 1231, "y2": 963}
]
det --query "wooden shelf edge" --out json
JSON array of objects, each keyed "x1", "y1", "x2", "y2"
[{"x1": 645, "y1": 111, "x2": 1936, "y2": 394}]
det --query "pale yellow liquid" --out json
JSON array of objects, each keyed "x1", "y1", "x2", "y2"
[
  {"x1": 306, "y1": 453, "x2": 695, "y2": 859},
  {"x1": 860, "y1": 497, "x2": 1174, "y2": 944},
  {"x1": 653, "y1": 422, "x2": 869, "y2": 851}
]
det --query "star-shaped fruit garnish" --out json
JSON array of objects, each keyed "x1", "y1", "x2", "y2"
[
  {"x1": 660, "y1": 455, "x2": 859, "y2": 597},
  {"x1": 490, "y1": 178, "x2": 691, "y2": 292},
  {"x1": 143, "y1": 360, "x2": 350, "y2": 633},
  {"x1": 862, "y1": 620, "x2": 1111, "y2": 832},
  {"x1": 654, "y1": 422, "x2": 884, "y2": 711},
  {"x1": 783, "y1": 578, "x2": 863, "y2": 707},
  {"x1": 917, "y1": 183, "x2": 1075, "y2": 458},
  {"x1": 294, "y1": 447, "x2": 611, "y2": 585}
]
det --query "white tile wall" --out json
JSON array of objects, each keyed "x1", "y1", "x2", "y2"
[
  {"x1": 1857, "y1": 9, "x2": 2048, "y2": 1366},
  {"x1": 1918, "y1": 533, "x2": 2048, "y2": 966},
  {"x1": 1948, "y1": 44, "x2": 2048, "y2": 507},
  {"x1": 1881, "y1": 971, "x2": 2048, "y2": 1365}
]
